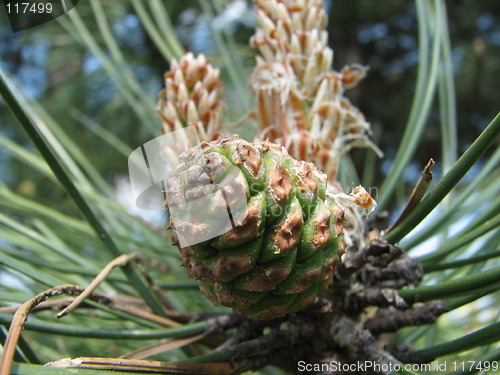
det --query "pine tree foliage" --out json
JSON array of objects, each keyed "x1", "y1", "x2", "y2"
[{"x1": 0, "y1": 1, "x2": 498, "y2": 374}]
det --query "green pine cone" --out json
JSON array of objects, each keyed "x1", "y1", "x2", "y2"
[{"x1": 165, "y1": 135, "x2": 345, "y2": 320}]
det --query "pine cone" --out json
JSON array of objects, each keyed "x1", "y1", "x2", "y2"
[{"x1": 165, "y1": 135, "x2": 345, "y2": 320}]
